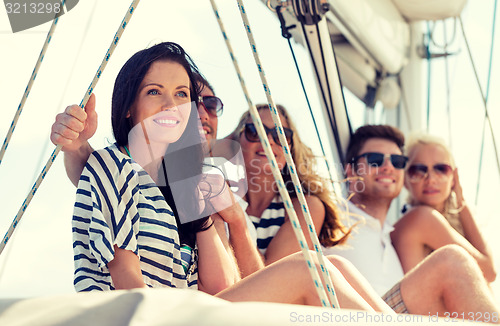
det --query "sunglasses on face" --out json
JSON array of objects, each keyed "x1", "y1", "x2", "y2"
[
  {"x1": 244, "y1": 123, "x2": 294, "y2": 146},
  {"x1": 407, "y1": 163, "x2": 453, "y2": 183},
  {"x1": 198, "y1": 96, "x2": 223, "y2": 117},
  {"x1": 353, "y1": 152, "x2": 409, "y2": 169}
]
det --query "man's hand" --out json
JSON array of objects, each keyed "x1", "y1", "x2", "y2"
[{"x1": 50, "y1": 93, "x2": 97, "y2": 152}]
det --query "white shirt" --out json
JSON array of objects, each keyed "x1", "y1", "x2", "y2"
[{"x1": 322, "y1": 202, "x2": 404, "y2": 296}]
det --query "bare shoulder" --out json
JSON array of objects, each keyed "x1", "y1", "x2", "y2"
[
  {"x1": 291, "y1": 195, "x2": 325, "y2": 222},
  {"x1": 396, "y1": 205, "x2": 443, "y2": 230}
]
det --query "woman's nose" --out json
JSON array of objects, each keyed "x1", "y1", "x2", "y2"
[{"x1": 161, "y1": 95, "x2": 177, "y2": 111}]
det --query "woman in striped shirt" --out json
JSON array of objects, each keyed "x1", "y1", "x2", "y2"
[{"x1": 71, "y1": 42, "x2": 238, "y2": 294}]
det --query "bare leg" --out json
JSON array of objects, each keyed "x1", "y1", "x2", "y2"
[
  {"x1": 401, "y1": 245, "x2": 499, "y2": 323},
  {"x1": 328, "y1": 255, "x2": 394, "y2": 313},
  {"x1": 216, "y1": 251, "x2": 386, "y2": 312}
]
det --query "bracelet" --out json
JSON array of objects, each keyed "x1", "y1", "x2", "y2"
[
  {"x1": 456, "y1": 201, "x2": 467, "y2": 213},
  {"x1": 198, "y1": 219, "x2": 215, "y2": 232}
]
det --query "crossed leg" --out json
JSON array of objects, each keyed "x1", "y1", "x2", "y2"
[{"x1": 401, "y1": 245, "x2": 499, "y2": 323}]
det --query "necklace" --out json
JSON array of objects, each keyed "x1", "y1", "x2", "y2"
[{"x1": 123, "y1": 145, "x2": 132, "y2": 159}]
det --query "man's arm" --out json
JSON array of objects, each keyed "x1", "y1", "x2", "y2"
[
  {"x1": 209, "y1": 183, "x2": 265, "y2": 278},
  {"x1": 50, "y1": 93, "x2": 98, "y2": 186},
  {"x1": 63, "y1": 142, "x2": 94, "y2": 186}
]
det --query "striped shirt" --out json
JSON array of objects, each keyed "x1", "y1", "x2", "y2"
[
  {"x1": 247, "y1": 196, "x2": 286, "y2": 255},
  {"x1": 72, "y1": 144, "x2": 197, "y2": 292}
]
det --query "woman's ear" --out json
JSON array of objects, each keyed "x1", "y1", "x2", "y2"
[{"x1": 126, "y1": 111, "x2": 131, "y2": 118}]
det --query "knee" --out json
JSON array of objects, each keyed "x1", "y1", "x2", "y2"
[
  {"x1": 430, "y1": 245, "x2": 479, "y2": 276},
  {"x1": 286, "y1": 251, "x2": 344, "y2": 281},
  {"x1": 327, "y1": 255, "x2": 354, "y2": 272},
  {"x1": 433, "y1": 244, "x2": 472, "y2": 263}
]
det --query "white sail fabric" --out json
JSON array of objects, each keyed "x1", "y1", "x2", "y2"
[
  {"x1": 328, "y1": 0, "x2": 410, "y2": 74},
  {"x1": 392, "y1": 0, "x2": 468, "y2": 21}
]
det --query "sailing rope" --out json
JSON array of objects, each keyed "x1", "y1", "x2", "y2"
[
  {"x1": 425, "y1": 22, "x2": 432, "y2": 133},
  {"x1": 31, "y1": 0, "x2": 99, "y2": 186},
  {"x1": 274, "y1": 6, "x2": 337, "y2": 193},
  {"x1": 0, "y1": 0, "x2": 141, "y2": 255},
  {"x1": 305, "y1": 22, "x2": 348, "y2": 164},
  {"x1": 458, "y1": 16, "x2": 500, "y2": 187},
  {"x1": 209, "y1": 0, "x2": 336, "y2": 309},
  {"x1": 442, "y1": 22, "x2": 453, "y2": 148},
  {"x1": 475, "y1": 0, "x2": 498, "y2": 205},
  {"x1": 397, "y1": 75, "x2": 414, "y2": 130},
  {"x1": 234, "y1": 0, "x2": 339, "y2": 308},
  {"x1": 0, "y1": 0, "x2": 66, "y2": 167}
]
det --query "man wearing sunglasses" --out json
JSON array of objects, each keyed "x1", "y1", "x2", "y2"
[
  {"x1": 323, "y1": 125, "x2": 498, "y2": 319},
  {"x1": 194, "y1": 75, "x2": 223, "y2": 146}
]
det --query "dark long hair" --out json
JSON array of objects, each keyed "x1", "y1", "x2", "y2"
[{"x1": 111, "y1": 42, "x2": 210, "y2": 247}]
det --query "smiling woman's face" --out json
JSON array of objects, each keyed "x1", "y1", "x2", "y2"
[
  {"x1": 405, "y1": 143, "x2": 454, "y2": 210},
  {"x1": 128, "y1": 60, "x2": 192, "y2": 145}
]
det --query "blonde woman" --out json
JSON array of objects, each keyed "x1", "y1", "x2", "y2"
[{"x1": 391, "y1": 133, "x2": 496, "y2": 282}]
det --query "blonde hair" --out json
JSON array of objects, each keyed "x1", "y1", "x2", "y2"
[
  {"x1": 229, "y1": 104, "x2": 351, "y2": 247},
  {"x1": 405, "y1": 133, "x2": 463, "y2": 235}
]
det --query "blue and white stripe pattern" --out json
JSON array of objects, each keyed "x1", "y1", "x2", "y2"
[
  {"x1": 72, "y1": 144, "x2": 197, "y2": 292},
  {"x1": 248, "y1": 197, "x2": 285, "y2": 255}
]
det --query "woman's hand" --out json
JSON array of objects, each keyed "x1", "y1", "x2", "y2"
[
  {"x1": 452, "y1": 167, "x2": 465, "y2": 204},
  {"x1": 200, "y1": 172, "x2": 246, "y2": 226}
]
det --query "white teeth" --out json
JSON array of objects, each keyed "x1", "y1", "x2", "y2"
[
  {"x1": 203, "y1": 130, "x2": 208, "y2": 135},
  {"x1": 156, "y1": 119, "x2": 179, "y2": 124}
]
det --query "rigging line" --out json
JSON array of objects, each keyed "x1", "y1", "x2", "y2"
[
  {"x1": 236, "y1": 0, "x2": 339, "y2": 308},
  {"x1": 300, "y1": 24, "x2": 334, "y2": 135},
  {"x1": 0, "y1": 0, "x2": 66, "y2": 168},
  {"x1": 431, "y1": 19, "x2": 458, "y2": 49},
  {"x1": 0, "y1": 0, "x2": 141, "y2": 256},
  {"x1": 299, "y1": 22, "x2": 345, "y2": 166},
  {"x1": 443, "y1": 22, "x2": 453, "y2": 148},
  {"x1": 31, "y1": 0, "x2": 99, "y2": 186},
  {"x1": 459, "y1": 16, "x2": 500, "y2": 187},
  {"x1": 276, "y1": 6, "x2": 336, "y2": 190},
  {"x1": 210, "y1": 0, "x2": 335, "y2": 308},
  {"x1": 314, "y1": 22, "x2": 348, "y2": 164},
  {"x1": 475, "y1": 0, "x2": 498, "y2": 205},
  {"x1": 397, "y1": 75, "x2": 414, "y2": 131},
  {"x1": 209, "y1": 0, "x2": 336, "y2": 308},
  {"x1": 5, "y1": 2, "x2": 100, "y2": 284}
]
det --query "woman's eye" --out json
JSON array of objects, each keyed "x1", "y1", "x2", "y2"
[
  {"x1": 176, "y1": 91, "x2": 188, "y2": 98},
  {"x1": 147, "y1": 89, "x2": 159, "y2": 95}
]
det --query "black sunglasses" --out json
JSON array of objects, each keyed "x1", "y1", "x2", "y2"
[
  {"x1": 244, "y1": 123, "x2": 293, "y2": 146},
  {"x1": 198, "y1": 96, "x2": 223, "y2": 117},
  {"x1": 353, "y1": 152, "x2": 409, "y2": 169},
  {"x1": 407, "y1": 163, "x2": 453, "y2": 183}
]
